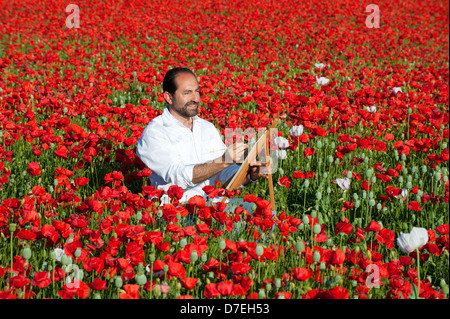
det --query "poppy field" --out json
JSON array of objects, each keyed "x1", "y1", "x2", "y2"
[{"x1": 0, "y1": 0, "x2": 449, "y2": 300}]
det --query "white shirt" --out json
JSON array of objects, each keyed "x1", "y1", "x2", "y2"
[{"x1": 136, "y1": 106, "x2": 239, "y2": 202}]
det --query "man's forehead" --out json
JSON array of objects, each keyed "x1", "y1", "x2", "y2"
[{"x1": 175, "y1": 72, "x2": 198, "y2": 89}]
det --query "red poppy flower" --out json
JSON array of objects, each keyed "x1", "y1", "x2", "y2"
[
  {"x1": 217, "y1": 281, "x2": 234, "y2": 296},
  {"x1": 341, "y1": 201, "x2": 354, "y2": 211},
  {"x1": 88, "y1": 278, "x2": 108, "y2": 290},
  {"x1": 180, "y1": 277, "x2": 198, "y2": 290},
  {"x1": 304, "y1": 147, "x2": 315, "y2": 157},
  {"x1": 27, "y1": 162, "x2": 41, "y2": 176},
  {"x1": 277, "y1": 176, "x2": 291, "y2": 188},
  {"x1": 292, "y1": 171, "x2": 305, "y2": 179},
  {"x1": 204, "y1": 283, "x2": 221, "y2": 298},
  {"x1": 364, "y1": 221, "x2": 381, "y2": 232},
  {"x1": 407, "y1": 201, "x2": 422, "y2": 211},
  {"x1": 119, "y1": 284, "x2": 140, "y2": 299},
  {"x1": 436, "y1": 224, "x2": 449, "y2": 235},
  {"x1": 293, "y1": 267, "x2": 311, "y2": 281},
  {"x1": 31, "y1": 272, "x2": 52, "y2": 288}
]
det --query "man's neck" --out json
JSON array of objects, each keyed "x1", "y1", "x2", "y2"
[{"x1": 168, "y1": 105, "x2": 194, "y2": 131}]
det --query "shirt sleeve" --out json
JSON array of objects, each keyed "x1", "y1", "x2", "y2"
[{"x1": 136, "y1": 125, "x2": 196, "y2": 189}]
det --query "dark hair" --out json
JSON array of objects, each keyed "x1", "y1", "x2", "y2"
[{"x1": 163, "y1": 67, "x2": 195, "y2": 95}]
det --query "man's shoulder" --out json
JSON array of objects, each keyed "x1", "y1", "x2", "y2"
[{"x1": 196, "y1": 116, "x2": 220, "y2": 131}]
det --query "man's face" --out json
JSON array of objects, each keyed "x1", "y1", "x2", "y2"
[{"x1": 166, "y1": 72, "x2": 200, "y2": 118}]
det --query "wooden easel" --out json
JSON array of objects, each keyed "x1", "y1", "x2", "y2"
[{"x1": 221, "y1": 117, "x2": 279, "y2": 211}]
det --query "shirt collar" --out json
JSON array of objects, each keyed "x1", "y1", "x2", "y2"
[{"x1": 162, "y1": 106, "x2": 199, "y2": 128}]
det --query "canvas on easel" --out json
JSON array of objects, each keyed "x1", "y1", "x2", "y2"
[{"x1": 222, "y1": 117, "x2": 279, "y2": 211}]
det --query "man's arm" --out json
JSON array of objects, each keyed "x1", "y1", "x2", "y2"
[{"x1": 192, "y1": 143, "x2": 247, "y2": 184}]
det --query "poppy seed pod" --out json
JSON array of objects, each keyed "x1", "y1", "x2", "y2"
[
  {"x1": 179, "y1": 238, "x2": 187, "y2": 249},
  {"x1": 313, "y1": 251, "x2": 321, "y2": 262},
  {"x1": 302, "y1": 215, "x2": 309, "y2": 225},
  {"x1": 163, "y1": 265, "x2": 169, "y2": 273},
  {"x1": 275, "y1": 279, "x2": 282, "y2": 288},
  {"x1": 255, "y1": 245, "x2": 264, "y2": 257},
  {"x1": 22, "y1": 248, "x2": 32, "y2": 260},
  {"x1": 219, "y1": 240, "x2": 226, "y2": 251},
  {"x1": 136, "y1": 274, "x2": 147, "y2": 286},
  {"x1": 190, "y1": 250, "x2": 198, "y2": 263},
  {"x1": 135, "y1": 211, "x2": 142, "y2": 222},
  {"x1": 201, "y1": 253, "x2": 207, "y2": 263},
  {"x1": 313, "y1": 224, "x2": 321, "y2": 234},
  {"x1": 9, "y1": 223, "x2": 16, "y2": 232},
  {"x1": 115, "y1": 277, "x2": 123, "y2": 288},
  {"x1": 258, "y1": 289, "x2": 266, "y2": 299},
  {"x1": 319, "y1": 262, "x2": 326, "y2": 272},
  {"x1": 74, "y1": 248, "x2": 82, "y2": 258},
  {"x1": 295, "y1": 241, "x2": 304, "y2": 253}
]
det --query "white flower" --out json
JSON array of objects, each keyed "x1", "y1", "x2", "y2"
[
  {"x1": 275, "y1": 149, "x2": 287, "y2": 160},
  {"x1": 274, "y1": 136, "x2": 289, "y2": 149},
  {"x1": 316, "y1": 76, "x2": 330, "y2": 86},
  {"x1": 333, "y1": 177, "x2": 351, "y2": 191},
  {"x1": 397, "y1": 227, "x2": 429, "y2": 254},
  {"x1": 366, "y1": 106, "x2": 377, "y2": 113},
  {"x1": 314, "y1": 63, "x2": 326, "y2": 69},
  {"x1": 289, "y1": 125, "x2": 304, "y2": 137},
  {"x1": 393, "y1": 87, "x2": 402, "y2": 94},
  {"x1": 394, "y1": 188, "x2": 408, "y2": 200}
]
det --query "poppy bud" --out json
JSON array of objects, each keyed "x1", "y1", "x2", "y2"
[
  {"x1": 154, "y1": 285, "x2": 161, "y2": 296},
  {"x1": 9, "y1": 223, "x2": 16, "y2": 232}
]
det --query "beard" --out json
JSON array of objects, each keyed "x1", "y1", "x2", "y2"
[{"x1": 175, "y1": 101, "x2": 199, "y2": 117}]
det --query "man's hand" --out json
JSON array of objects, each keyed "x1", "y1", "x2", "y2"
[{"x1": 247, "y1": 161, "x2": 268, "y2": 182}]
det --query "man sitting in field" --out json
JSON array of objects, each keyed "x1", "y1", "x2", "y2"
[{"x1": 136, "y1": 67, "x2": 265, "y2": 204}]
